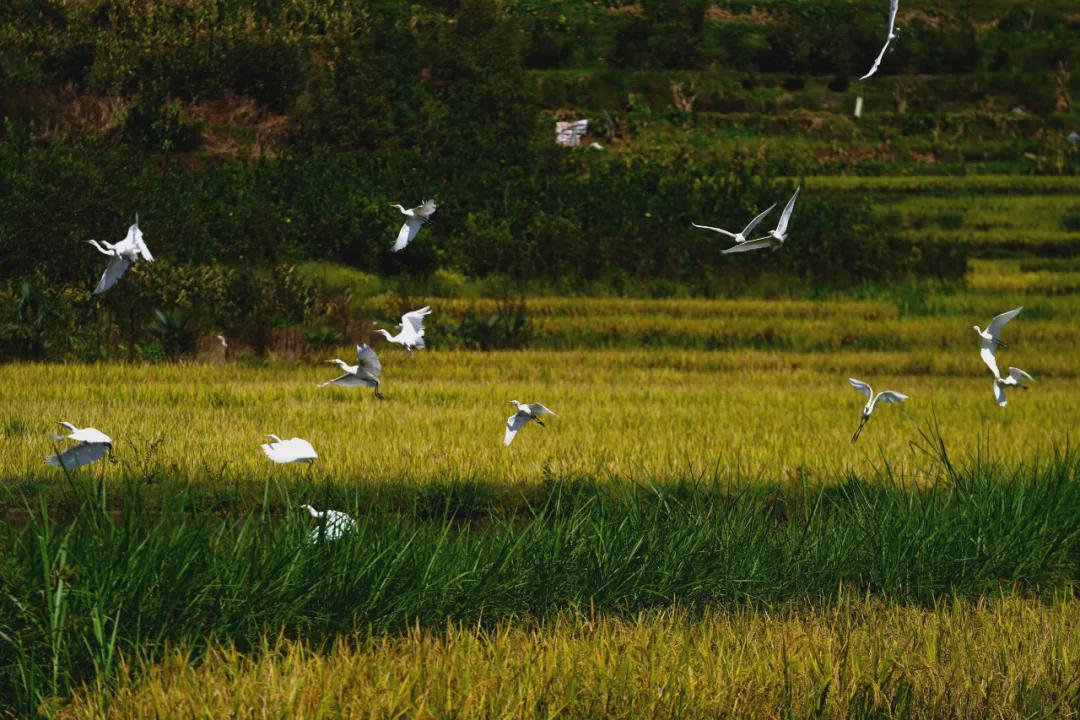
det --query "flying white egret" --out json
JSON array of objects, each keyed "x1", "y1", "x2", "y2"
[
  {"x1": 261, "y1": 435, "x2": 318, "y2": 464},
  {"x1": 722, "y1": 186, "x2": 800, "y2": 254},
  {"x1": 318, "y1": 343, "x2": 384, "y2": 399},
  {"x1": 377, "y1": 306, "x2": 431, "y2": 351},
  {"x1": 88, "y1": 215, "x2": 154, "y2": 295},
  {"x1": 861, "y1": 0, "x2": 900, "y2": 80},
  {"x1": 974, "y1": 307, "x2": 1022, "y2": 378},
  {"x1": 301, "y1": 504, "x2": 356, "y2": 542},
  {"x1": 848, "y1": 378, "x2": 908, "y2": 442},
  {"x1": 691, "y1": 203, "x2": 776, "y2": 245},
  {"x1": 504, "y1": 401, "x2": 557, "y2": 446},
  {"x1": 46, "y1": 421, "x2": 114, "y2": 469},
  {"x1": 390, "y1": 199, "x2": 437, "y2": 251},
  {"x1": 993, "y1": 367, "x2": 1034, "y2": 407}
]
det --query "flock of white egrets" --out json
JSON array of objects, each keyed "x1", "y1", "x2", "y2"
[{"x1": 48, "y1": 0, "x2": 1006, "y2": 540}]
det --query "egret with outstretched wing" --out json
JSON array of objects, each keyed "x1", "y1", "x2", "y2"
[
  {"x1": 692, "y1": 203, "x2": 776, "y2": 245},
  {"x1": 318, "y1": 343, "x2": 384, "y2": 398},
  {"x1": 390, "y1": 199, "x2": 437, "y2": 251},
  {"x1": 88, "y1": 215, "x2": 155, "y2": 295},
  {"x1": 723, "y1": 186, "x2": 800, "y2": 254},
  {"x1": 377, "y1": 306, "x2": 431, "y2": 351},
  {"x1": 849, "y1": 378, "x2": 908, "y2": 442},
  {"x1": 45, "y1": 421, "x2": 114, "y2": 469},
  {"x1": 974, "y1": 307, "x2": 1022, "y2": 378},
  {"x1": 504, "y1": 401, "x2": 557, "y2": 446},
  {"x1": 993, "y1": 367, "x2": 1034, "y2": 407},
  {"x1": 861, "y1": 0, "x2": 900, "y2": 80}
]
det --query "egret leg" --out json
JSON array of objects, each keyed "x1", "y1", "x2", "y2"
[{"x1": 851, "y1": 418, "x2": 869, "y2": 443}]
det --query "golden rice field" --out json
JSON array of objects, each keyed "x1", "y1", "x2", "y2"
[
  {"x1": 0, "y1": 348, "x2": 1077, "y2": 493},
  {"x1": 60, "y1": 594, "x2": 1080, "y2": 719},
  {"x1": 3, "y1": 262, "x2": 1079, "y2": 494}
]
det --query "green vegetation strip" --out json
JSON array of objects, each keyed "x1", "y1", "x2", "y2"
[
  {"x1": 3, "y1": 445, "x2": 1080, "y2": 712},
  {"x1": 805, "y1": 175, "x2": 1080, "y2": 195}
]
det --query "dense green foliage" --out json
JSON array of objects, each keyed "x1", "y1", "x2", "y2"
[
  {"x1": 0, "y1": 0, "x2": 1074, "y2": 357},
  {"x1": 2, "y1": 441, "x2": 1079, "y2": 714}
]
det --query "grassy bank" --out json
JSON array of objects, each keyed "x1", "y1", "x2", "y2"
[{"x1": 4, "y1": 449, "x2": 1080, "y2": 714}]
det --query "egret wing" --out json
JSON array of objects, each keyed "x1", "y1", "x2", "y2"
[
  {"x1": 876, "y1": 390, "x2": 908, "y2": 404},
  {"x1": 690, "y1": 223, "x2": 737, "y2": 238},
  {"x1": 979, "y1": 346, "x2": 1001, "y2": 379},
  {"x1": 860, "y1": 37, "x2": 892, "y2": 80},
  {"x1": 401, "y1": 306, "x2": 431, "y2": 335},
  {"x1": 886, "y1": 0, "x2": 900, "y2": 36},
  {"x1": 741, "y1": 203, "x2": 777, "y2": 238},
  {"x1": 93, "y1": 256, "x2": 131, "y2": 295},
  {"x1": 504, "y1": 412, "x2": 531, "y2": 446},
  {"x1": 412, "y1": 199, "x2": 437, "y2": 220},
  {"x1": 47, "y1": 442, "x2": 109, "y2": 469},
  {"x1": 775, "y1": 187, "x2": 800, "y2": 236},
  {"x1": 722, "y1": 237, "x2": 773, "y2": 254},
  {"x1": 323, "y1": 510, "x2": 356, "y2": 540},
  {"x1": 290, "y1": 438, "x2": 318, "y2": 460},
  {"x1": 71, "y1": 427, "x2": 112, "y2": 445},
  {"x1": 355, "y1": 344, "x2": 382, "y2": 378},
  {"x1": 849, "y1": 378, "x2": 874, "y2": 400},
  {"x1": 1007, "y1": 367, "x2": 1034, "y2": 383},
  {"x1": 319, "y1": 372, "x2": 358, "y2": 388},
  {"x1": 986, "y1": 307, "x2": 1022, "y2": 339},
  {"x1": 527, "y1": 403, "x2": 556, "y2": 416},
  {"x1": 993, "y1": 381, "x2": 1007, "y2": 407},
  {"x1": 135, "y1": 228, "x2": 154, "y2": 262},
  {"x1": 392, "y1": 218, "x2": 423, "y2": 251}
]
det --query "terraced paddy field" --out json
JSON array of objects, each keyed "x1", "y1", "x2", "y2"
[
  {"x1": 4, "y1": 257, "x2": 1080, "y2": 497},
  {"x1": 4, "y1": 263, "x2": 1080, "y2": 717}
]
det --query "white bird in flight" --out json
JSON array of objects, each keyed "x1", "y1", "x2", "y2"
[
  {"x1": 722, "y1": 186, "x2": 800, "y2": 254},
  {"x1": 504, "y1": 401, "x2": 557, "y2": 446},
  {"x1": 377, "y1": 306, "x2": 432, "y2": 351},
  {"x1": 692, "y1": 203, "x2": 776, "y2": 245},
  {"x1": 46, "y1": 422, "x2": 114, "y2": 469},
  {"x1": 848, "y1": 378, "x2": 908, "y2": 442},
  {"x1": 318, "y1": 343, "x2": 384, "y2": 399},
  {"x1": 993, "y1": 367, "x2": 1034, "y2": 407},
  {"x1": 390, "y1": 199, "x2": 437, "y2": 251},
  {"x1": 861, "y1": 0, "x2": 900, "y2": 80},
  {"x1": 88, "y1": 215, "x2": 154, "y2": 295},
  {"x1": 261, "y1": 435, "x2": 318, "y2": 464},
  {"x1": 974, "y1": 307, "x2": 1022, "y2": 379},
  {"x1": 301, "y1": 504, "x2": 356, "y2": 542}
]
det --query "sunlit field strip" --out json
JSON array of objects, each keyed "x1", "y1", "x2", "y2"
[
  {"x1": 2, "y1": 351, "x2": 1077, "y2": 492},
  {"x1": 63, "y1": 595, "x2": 1080, "y2": 720},
  {"x1": 804, "y1": 174, "x2": 1080, "y2": 194}
]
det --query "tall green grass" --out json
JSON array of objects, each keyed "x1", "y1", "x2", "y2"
[{"x1": 2, "y1": 438, "x2": 1079, "y2": 714}]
